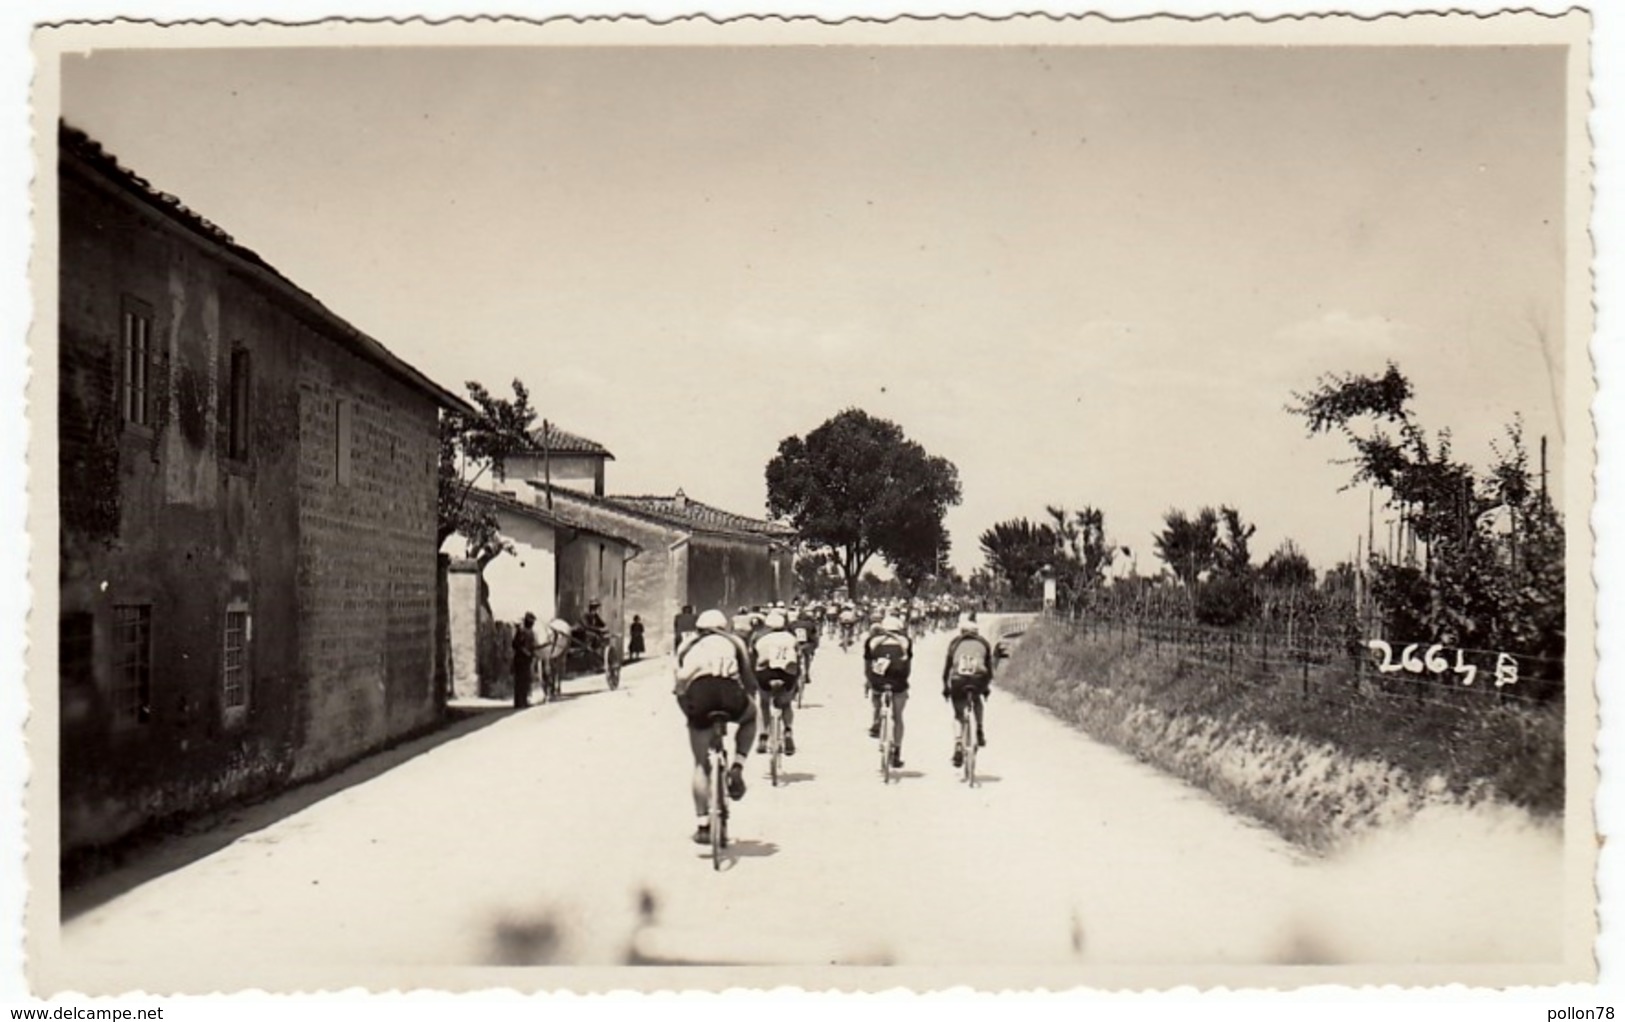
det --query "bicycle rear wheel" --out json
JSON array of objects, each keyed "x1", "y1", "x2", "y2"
[
  {"x1": 879, "y1": 696, "x2": 894, "y2": 783},
  {"x1": 770, "y1": 708, "x2": 784, "y2": 786},
  {"x1": 962, "y1": 707, "x2": 977, "y2": 786},
  {"x1": 605, "y1": 642, "x2": 622, "y2": 690}
]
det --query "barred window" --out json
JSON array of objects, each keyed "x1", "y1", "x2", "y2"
[
  {"x1": 120, "y1": 301, "x2": 154, "y2": 427},
  {"x1": 112, "y1": 604, "x2": 152, "y2": 724},
  {"x1": 222, "y1": 608, "x2": 249, "y2": 712}
]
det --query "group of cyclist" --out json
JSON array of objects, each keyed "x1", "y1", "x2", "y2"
[{"x1": 671, "y1": 598, "x2": 998, "y2": 846}]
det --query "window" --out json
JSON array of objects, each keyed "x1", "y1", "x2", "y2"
[
  {"x1": 226, "y1": 348, "x2": 251, "y2": 460},
  {"x1": 335, "y1": 398, "x2": 353, "y2": 486},
  {"x1": 222, "y1": 607, "x2": 249, "y2": 713},
  {"x1": 60, "y1": 612, "x2": 95, "y2": 693},
  {"x1": 112, "y1": 604, "x2": 152, "y2": 725},
  {"x1": 120, "y1": 299, "x2": 154, "y2": 427}
]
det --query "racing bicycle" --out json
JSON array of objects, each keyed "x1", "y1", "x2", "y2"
[{"x1": 704, "y1": 711, "x2": 732, "y2": 870}]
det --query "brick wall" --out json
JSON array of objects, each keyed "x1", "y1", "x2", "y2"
[{"x1": 293, "y1": 339, "x2": 441, "y2": 778}]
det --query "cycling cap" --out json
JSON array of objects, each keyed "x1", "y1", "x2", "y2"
[
  {"x1": 549, "y1": 618, "x2": 572, "y2": 636},
  {"x1": 881, "y1": 614, "x2": 903, "y2": 631},
  {"x1": 958, "y1": 616, "x2": 979, "y2": 633},
  {"x1": 698, "y1": 609, "x2": 729, "y2": 630},
  {"x1": 765, "y1": 612, "x2": 786, "y2": 629}
]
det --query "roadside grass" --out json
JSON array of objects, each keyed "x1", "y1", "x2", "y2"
[{"x1": 998, "y1": 622, "x2": 1564, "y2": 853}]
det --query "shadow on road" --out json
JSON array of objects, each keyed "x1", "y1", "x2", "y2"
[
  {"x1": 774, "y1": 771, "x2": 816, "y2": 785},
  {"x1": 726, "y1": 839, "x2": 781, "y2": 861},
  {"x1": 61, "y1": 703, "x2": 517, "y2": 921}
]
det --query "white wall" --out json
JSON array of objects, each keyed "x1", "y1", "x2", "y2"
[{"x1": 481, "y1": 512, "x2": 559, "y2": 627}]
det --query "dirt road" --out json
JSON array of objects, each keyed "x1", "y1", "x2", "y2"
[{"x1": 58, "y1": 619, "x2": 1559, "y2": 985}]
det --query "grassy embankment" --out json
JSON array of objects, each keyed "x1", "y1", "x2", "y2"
[{"x1": 997, "y1": 621, "x2": 1564, "y2": 852}]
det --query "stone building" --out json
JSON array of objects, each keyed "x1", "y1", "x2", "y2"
[
  {"x1": 445, "y1": 489, "x2": 639, "y2": 699},
  {"x1": 56, "y1": 124, "x2": 473, "y2": 861},
  {"x1": 540, "y1": 485, "x2": 796, "y2": 656}
]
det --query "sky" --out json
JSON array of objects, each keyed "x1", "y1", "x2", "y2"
[{"x1": 57, "y1": 41, "x2": 1572, "y2": 576}]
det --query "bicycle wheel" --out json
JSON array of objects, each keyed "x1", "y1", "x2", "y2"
[
  {"x1": 879, "y1": 695, "x2": 894, "y2": 783},
  {"x1": 770, "y1": 707, "x2": 784, "y2": 787},
  {"x1": 962, "y1": 707, "x2": 977, "y2": 786},
  {"x1": 709, "y1": 737, "x2": 726, "y2": 870},
  {"x1": 605, "y1": 643, "x2": 621, "y2": 691}
]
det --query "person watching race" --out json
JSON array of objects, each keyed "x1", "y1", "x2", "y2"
[
  {"x1": 864, "y1": 614, "x2": 915, "y2": 769},
  {"x1": 674, "y1": 609, "x2": 758, "y2": 845},
  {"x1": 751, "y1": 611, "x2": 803, "y2": 757},
  {"x1": 942, "y1": 615, "x2": 995, "y2": 766}
]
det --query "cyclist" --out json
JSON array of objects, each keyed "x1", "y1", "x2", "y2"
[
  {"x1": 864, "y1": 614, "x2": 914, "y2": 768},
  {"x1": 731, "y1": 605, "x2": 753, "y2": 636},
  {"x1": 791, "y1": 602, "x2": 821, "y2": 685},
  {"x1": 752, "y1": 611, "x2": 803, "y2": 757},
  {"x1": 674, "y1": 608, "x2": 758, "y2": 845},
  {"x1": 942, "y1": 615, "x2": 995, "y2": 766},
  {"x1": 838, "y1": 604, "x2": 858, "y2": 648}
]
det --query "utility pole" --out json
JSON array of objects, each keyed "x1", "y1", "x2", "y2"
[{"x1": 542, "y1": 419, "x2": 554, "y2": 510}]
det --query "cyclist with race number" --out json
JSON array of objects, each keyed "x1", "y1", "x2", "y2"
[
  {"x1": 864, "y1": 614, "x2": 914, "y2": 769},
  {"x1": 752, "y1": 611, "x2": 802, "y2": 757},
  {"x1": 674, "y1": 609, "x2": 758, "y2": 845},
  {"x1": 942, "y1": 615, "x2": 994, "y2": 767}
]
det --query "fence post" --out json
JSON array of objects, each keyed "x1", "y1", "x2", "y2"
[{"x1": 1300, "y1": 642, "x2": 1310, "y2": 697}]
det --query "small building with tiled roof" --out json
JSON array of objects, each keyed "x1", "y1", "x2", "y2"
[
  {"x1": 443, "y1": 489, "x2": 641, "y2": 700},
  {"x1": 501, "y1": 421, "x2": 615, "y2": 497},
  {"x1": 520, "y1": 484, "x2": 796, "y2": 655}
]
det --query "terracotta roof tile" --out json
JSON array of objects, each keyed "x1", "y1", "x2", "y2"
[
  {"x1": 526, "y1": 424, "x2": 614, "y2": 459},
  {"x1": 607, "y1": 492, "x2": 797, "y2": 539}
]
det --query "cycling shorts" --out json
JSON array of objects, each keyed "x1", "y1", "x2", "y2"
[
  {"x1": 947, "y1": 675, "x2": 991, "y2": 697},
  {"x1": 678, "y1": 676, "x2": 751, "y2": 730}
]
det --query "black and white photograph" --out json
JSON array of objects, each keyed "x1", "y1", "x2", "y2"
[{"x1": 18, "y1": 4, "x2": 1606, "y2": 1000}]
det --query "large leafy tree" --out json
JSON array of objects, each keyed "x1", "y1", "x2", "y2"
[
  {"x1": 766, "y1": 408, "x2": 962, "y2": 599},
  {"x1": 978, "y1": 518, "x2": 1057, "y2": 598},
  {"x1": 1045, "y1": 504, "x2": 1118, "y2": 612},
  {"x1": 1260, "y1": 539, "x2": 1315, "y2": 588},
  {"x1": 1152, "y1": 507, "x2": 1219, "y2": 587},
  {"x1": 438, "y1": 379, "x2": 538, "y2": 566},
  {"x1": 1289, "y1": 362, "x2": 1564, "y2": 663}
]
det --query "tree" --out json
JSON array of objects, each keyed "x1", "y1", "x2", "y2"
[
  {"x1": 1045, "y1": 504, "x2": 1117, "y2": 612},
  {"x1": 766, "y1": 408, "x2": 962, "y2": 599},
  {"x1": 1214, "y1": 505, "x2": 1257, "y2": 579},
  {"x1": 978, "y1": 518, "x2": 1057, "y2": 598},
  {"x1": 1152, "y1": 507, "x2": 1218, "y2": 587},
  {"x1": 1260, "y1": 539, "x2": 1316, "y2": 589},
  {"x1": 438, "y1": 379, "x2": 538, "y2": 567},
  {"x1": 792, "y1": 546, "x2": 843, "y2": 600},
  {"x1": 1289, "y1": 363, "x2": 1565, "y2": 666}
]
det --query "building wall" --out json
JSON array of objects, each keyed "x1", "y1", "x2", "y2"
[
  {"x1": 686, "y1": 535, "x2": 790, "y2": 616},
  {"x1": 58, "y1": 161, "x2": 305, "y2": 855},
  {"x1": 504, "y1": 453, "x2": 605, "y2": 497},
  {"x1": 555, "y1": 532, "x2": 629, "y2": 641},
  {"x1": 446, "y1": 561, "x2": 481, "y2": 700},
  {"x1": 475, "y1": 508, "x2": 558, "y2": 630},
  {"x1": 548, "y1": 492, "x2": 681, "y2": 654},
  {"x1": 293, "y1": 336, "x2": 441, "y2": 778}
]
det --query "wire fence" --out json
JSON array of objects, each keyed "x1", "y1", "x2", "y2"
[{"x1": 1050, "y1": 611, "x2": 1564, "y2": 711}]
